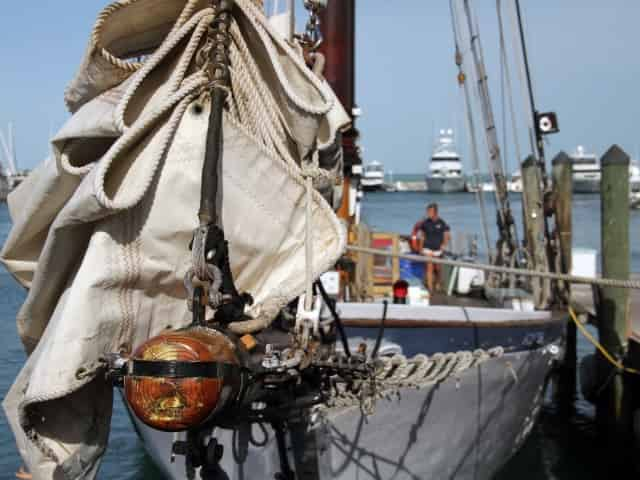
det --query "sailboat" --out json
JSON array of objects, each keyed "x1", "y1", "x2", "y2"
[
  {"x1": 1, "y1": 1, "x2": 572, "y2": 480},
  {"x1": 0, "y1": 124, "x2": 25, "y2": 201},
  {"x1": 0, "y1": 125, "x2": 15, "y2": 202}
]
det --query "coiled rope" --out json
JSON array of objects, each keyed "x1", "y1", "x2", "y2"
[
  {"x1": 347, "y1": 246, "x2": 640, "y2": 290},
  {"x1": 324, "y1": 348, "x2": 505, "y2": 412}
]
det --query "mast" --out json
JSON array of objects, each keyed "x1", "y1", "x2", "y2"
[
  {"x1": 509, "y1": 0, "x2": 557, "y2": 305},
  {"x1": 0, "y1": 126, "x2": 13, "y2": 177},
  {"x1": 9, "y1": 123, "x2": 17, "y2": 174},
  {"x1": 319, "y1": 0, "x2": 362, "y2": 222},
  {"x1": 514, "y1": 0, "x2": 545, "y2": 168},
  {"x1": 459, "y1": 0, "x2": 518, "y2": 264}
]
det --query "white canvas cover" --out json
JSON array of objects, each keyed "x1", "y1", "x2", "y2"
[{"x1": 0, "y1": 1, "x2": 349, "y2": 478}]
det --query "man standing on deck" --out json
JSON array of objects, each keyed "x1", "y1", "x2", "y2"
[{"x1": 419, "y1": 203, "x2": 451, "y2": 292}]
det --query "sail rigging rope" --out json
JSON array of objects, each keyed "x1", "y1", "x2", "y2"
[
  {"x1": 457, "y1": 0, "x2": 523, "y2": 269},
  {"x1": 496, "y1": 0, "x2": 523, "y2": 177},
  {"x1": 347, "y1": 245, "x2": 640, "y2": 291},
  {"x1": 448, "y1": 0, "x2": 492, "y2": 261},
  {"x1": 497, "y1": 0, "x2": 524, "y2": 248},
  {"x1": 460, "y1": 0, "x2": 509, "y2": 224}
]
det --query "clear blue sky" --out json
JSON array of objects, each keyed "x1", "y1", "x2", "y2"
[{"x1": 1, "y1": 1, "x2": 639, "y2": 173}]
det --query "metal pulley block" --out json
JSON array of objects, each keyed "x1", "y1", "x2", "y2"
[{"x1": 297, "y1": 0, "x2": 327, "y2": 52}]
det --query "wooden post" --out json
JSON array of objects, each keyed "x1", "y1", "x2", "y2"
[
  {"x1": 552, "y1": 152, "x2": 574, "y2": 414},
  {"x1": 552, "y1": 152, "x2": 573, "y2": 297},
  {"x1": 598, "y1": 145, "x2": 631, "y2": 447},
  {"x1": 521, "y1": 155, "x2": 551, "y2": 308}
]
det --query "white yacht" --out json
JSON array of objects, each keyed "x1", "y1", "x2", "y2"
[
  {"x1": 426, "y1": 129, "x2": 466, "y2": 193},
  {"x1": 571, "y1": 145, "x2": 600, "y2": 193},
  {"x1": 507, "y1": 169, "x2": 523, "y2": 193},
  {"x1": 630, "y1": 160, "x2": 640, "y2": 193},
  {"x1": 361, "y1": 160, "x2": 385, "y2": 191},
  {"x1": 481, "y1": 181, "x2": 496, "y2": 192}
]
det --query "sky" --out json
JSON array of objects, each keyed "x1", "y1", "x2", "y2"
[{"x1": 0, "y1": 1, "x2": 639, "y2": 173}]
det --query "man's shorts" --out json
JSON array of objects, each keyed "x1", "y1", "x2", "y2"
[{"x1": 422, "y1": 249, "x2": 443, "y2": 257}]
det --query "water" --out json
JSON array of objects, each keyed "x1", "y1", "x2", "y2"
[{"x1": 0, "y1": 193, "x2": 638, "y2": 478}]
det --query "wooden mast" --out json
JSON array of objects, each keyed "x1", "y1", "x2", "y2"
[{"x1": 319, "y1": 0, "x2": 361, "y2": 222}]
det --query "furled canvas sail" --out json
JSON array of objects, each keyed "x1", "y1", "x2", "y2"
[{"x1": 0, "y1": 0, "x2": 349, "y2": 477}]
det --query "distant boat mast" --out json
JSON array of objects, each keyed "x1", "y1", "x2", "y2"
[{"x1": 0, "y1": 123, "x2": 18, "y2": 177}]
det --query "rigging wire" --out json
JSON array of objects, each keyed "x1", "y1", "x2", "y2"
[
  {"x1": 497, "y1": 0, "x2": 523, "y2": 171},
  {"x1": 500, "y1": 35, "x2": 508, "y2": 177},
  {"x1": 462, "y1": 0, "x2": 508, "y2": 218},
  {"x1": 459, "y1": 0, "x2": 523, "y2": 267},
  {"x1": 449, "y1": 0, "x2": 492, "y2": 261},
  {"x1": 508, "y1": 0, "x2": 555, "y2": 281},
  {"x1": 371, "y1": 300, "x2": 388, "y2": 359},
  {"x1": 496, "y1": 0, "x2": 523, "y2": 245},
  {"x1": 316, "y1": 280, "x2": 351, "y2": 358},
  {"x1": 505, "y1": 0, "x2": 537, "y2": 159},
  {"x1": 514, "y1": 0, "x2": 543, "y2": 165}
]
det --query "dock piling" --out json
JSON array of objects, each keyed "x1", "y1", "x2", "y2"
[
  {"x1": 552, "y1": 152, "x2": 574, "y2": 414},
  {"x1": 521, "y1": 155, "x2": 552, "y2": 308},
  {"x1": 552, "y1": 152, "x2": 573, "y2": 300},
  {"x1": 597, "y1": 145, "x2": 631, "y2": 444}
]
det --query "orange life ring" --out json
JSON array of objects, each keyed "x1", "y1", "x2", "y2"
[{"x1": 410, "y1": 221, "x2": 423, "y2": 253}]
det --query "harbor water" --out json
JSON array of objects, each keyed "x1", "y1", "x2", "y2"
[{"x1": 1, "y1": 190, "x2": 639, "y2": 479}]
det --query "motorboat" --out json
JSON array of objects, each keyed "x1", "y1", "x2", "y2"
[
  {"x1": 571, "y1": 145, "x2": 600, "y2": 193},
  {"x1": 507, "y1": 169, "x2": 523, "y2": 193},
  {"x1": 630, "y1": 160, "x2": 640, "y2": 193},
  {"x1": 426, "y1": 129, "x2": 466, "y2": 193},
  {"x1": 361, "y1": 160, "x2": 385, "y2": 191}
]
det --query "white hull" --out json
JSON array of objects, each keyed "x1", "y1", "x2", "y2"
[
  {"x1": 361, "y1": 178, "x2": 385, "y2": 191},
  {"x1": 573, "y1": 177, "x2": 600, "y2": 194},
  {"x1": 572, "y1": 177, "x2": 640, "y2": 193},
  {"x1": 362, "y1": 161, "x2": 385, "y2": 191},
  {"x1": 131, "y1": 306, "x2": 563, "y2": 480},
  {"x1": 425, "y1": 176, "x2": 466, "y2": 193},
  {"x1": 133, "y1": 346, "x2": 556, "y2": 480}
]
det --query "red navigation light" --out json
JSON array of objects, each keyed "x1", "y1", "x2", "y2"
[{"x1": 393, "y1": 280, "x2": 409, "y2": 304}]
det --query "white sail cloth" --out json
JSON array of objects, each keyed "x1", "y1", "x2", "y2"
[{"x1": 0, "y1": 0, "x2": 349, "y2": 478}]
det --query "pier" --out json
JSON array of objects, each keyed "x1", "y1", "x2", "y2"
[
  {"x1": 389, "y1": 181, "x2": 428, "y2": 192},
  {"x1": 628, "y1": 291, "x2": 640, "y2": 344},
  {"x1": 570, "y1": 145, "x2": 640, "y2": 471}
]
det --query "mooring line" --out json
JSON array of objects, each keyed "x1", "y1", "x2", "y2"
[{"x1": 568, "y1": 307, "x2": 640, "y2": 376}]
